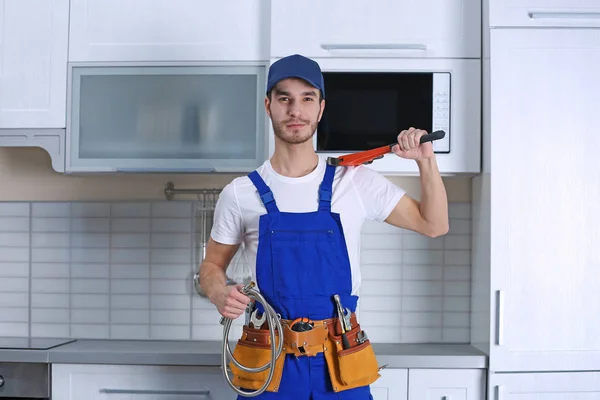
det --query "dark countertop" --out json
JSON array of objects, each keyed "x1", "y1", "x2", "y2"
[{"x1": 0, "y1": 339, "x2": 487, "y2": 369}]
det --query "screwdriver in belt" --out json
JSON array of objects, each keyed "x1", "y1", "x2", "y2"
[{"x1": 333, "y1": 294, "x2": 351, "y2": 350}]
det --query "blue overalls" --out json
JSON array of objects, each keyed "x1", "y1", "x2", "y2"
[{"x1": 241, "y1": 163, "x2": 373, "y2": 400}]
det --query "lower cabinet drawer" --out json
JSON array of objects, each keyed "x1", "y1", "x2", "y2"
[{"x1": 52, "y1": 364, "x2": 237, "y2": 400}]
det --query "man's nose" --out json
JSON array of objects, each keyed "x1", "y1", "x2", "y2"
[{"x1": 288, "y1": 102, "x2": 302, "y2": 117}]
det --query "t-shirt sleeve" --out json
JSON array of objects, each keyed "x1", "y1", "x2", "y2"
[
  {"x1": 351, "y1": 166, "x2": 406, "y2": 222},
  {"x1": 210, "y1": 180, "x2": 244, "y2": 245}
]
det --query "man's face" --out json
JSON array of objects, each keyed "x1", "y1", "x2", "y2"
[{"x1": 265, "y1": 78, "x2": 325, "y2": 145}]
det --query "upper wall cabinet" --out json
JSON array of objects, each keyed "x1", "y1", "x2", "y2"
[
  {"x1": 271, "y1": 0, "x2": 481, "y2": 59},
  {"x1": 68, "y1": 0, "x2": 269, "y2": 62},
  {"x1": 0, "y1": 0, "x2": 69, "y2": 128},
  {"x1": 489, "y1": 0, "x2": 600, "y2": 27},
  {"x1": 66, "y1": 64, "x2": 267, "y2": 173}
]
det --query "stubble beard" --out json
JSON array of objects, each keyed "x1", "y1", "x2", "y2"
[{"x1": 272, "y1": 119, "x2": 318, "y2": 145}]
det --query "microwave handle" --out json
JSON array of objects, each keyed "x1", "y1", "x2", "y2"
[{"x1": 320, "y1": 43, "x2": 427, "y2": 51}]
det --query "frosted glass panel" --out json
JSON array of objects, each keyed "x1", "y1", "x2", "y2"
[{"x1": 68, "y1": 66, "x2": 265, "y2": 172}]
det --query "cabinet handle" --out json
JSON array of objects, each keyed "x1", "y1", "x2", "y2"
[
  {"x1": 100, "y1": 389, "x2": 210, "y2": 396},
  {"x1": 116, "y1": 168, "x2": 216, "y2": 173},
  {"x1": 321, "y1": 43, "x2": 427, "y2": 51},
  {"x1": 495, "y1": 385, "x2": 504, "y2": 400},
  {"x1": 495, "y1": 290, "x2": 504, "y2": 345},
  {"x1": 528, "y1": 11, "x2": 600, "y2": 20}
]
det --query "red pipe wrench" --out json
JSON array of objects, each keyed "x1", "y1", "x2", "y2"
[{"x1": 325, "y1": 130, "x2": 445, "y2": 167}]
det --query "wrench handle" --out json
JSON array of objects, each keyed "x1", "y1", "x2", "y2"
[{"x1": 341, "y1": 333, "x2": 351, "y2": 350}]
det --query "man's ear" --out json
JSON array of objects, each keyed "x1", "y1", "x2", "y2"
[
  {"x1": 317, "y1": 99, "x2": 325, "y2": 122},
  {"x1": 264, "y1": 96, "x2": 272, "y2": 118}
]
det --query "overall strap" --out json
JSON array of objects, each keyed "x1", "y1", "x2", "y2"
[
  {"x1": 318, "y1": 164, "x2": 336, "y2": 212},
  {"x1": 248, "y1": 171, "x2": 279, "y2": 213}
]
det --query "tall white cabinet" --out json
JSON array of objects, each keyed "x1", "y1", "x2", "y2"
[
  {"x1": 475, "y1": 1, "x2": 600, "y2": 398},
  {"x1": 0, "y1": 0, "x2": 69, "y2": 128}
]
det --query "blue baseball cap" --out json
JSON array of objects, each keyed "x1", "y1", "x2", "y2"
[{"x1": 266, "y1": 54, "x2": 325, "y2": 98}]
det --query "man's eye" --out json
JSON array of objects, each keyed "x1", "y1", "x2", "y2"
[{"x1": 304, "y1": 97, "x2": 314, "y2": 101}]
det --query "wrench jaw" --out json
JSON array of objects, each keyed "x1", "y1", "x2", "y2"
[
  {"x1": 250, "y1": 309, "x2": 266, "y2": 329},
  {"x1": 342, "y1": 307, "x2": 352, "y2": 331}
]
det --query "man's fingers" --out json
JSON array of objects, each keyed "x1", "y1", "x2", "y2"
[{"x1": 230, "y1": 289, "x2": 251, "y2": 305}]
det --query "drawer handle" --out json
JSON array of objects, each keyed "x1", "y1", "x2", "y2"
[
  {"x1": 528, "y1": 11, "x2": 600, "y2": 20},
  {"x1": 100, "y1": 389, "x2": 210, "y2": 396},
  {"x1": 321, "y1": 43, "x2": 427, "y2": 51}
]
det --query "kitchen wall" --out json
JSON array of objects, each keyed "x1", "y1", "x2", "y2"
[{"x1": 0, "y1": 147, "x2": 472, "y2": 343}]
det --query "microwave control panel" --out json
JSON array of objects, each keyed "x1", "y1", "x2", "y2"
[{"x1": 432, "y1": 73, "x2": 451, "y2": 153}]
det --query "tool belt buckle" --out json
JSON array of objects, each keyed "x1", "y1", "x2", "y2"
[
  {"x1": 289, "y1": 317, "x2": 314, "y2": 355},
  {"x1": 284, "y1": 317, "x2": 328, "y2": 358}
]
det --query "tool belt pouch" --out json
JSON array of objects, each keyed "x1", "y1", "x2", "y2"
[
  {"x1": 229, "y1": 325, "x2": 285, "y2": 392},
  {"x1": 324, "y1": 324, "x2": 380, "y2": 392}
]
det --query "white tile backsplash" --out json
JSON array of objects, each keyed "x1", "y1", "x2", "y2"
[{"x1": 0, "y1": 200, "x2": 472, "y2": 343}]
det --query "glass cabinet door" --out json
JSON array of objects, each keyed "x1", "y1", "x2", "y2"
[{"x1": 67, "y1": 65, "x2": 266, "y2": 172}]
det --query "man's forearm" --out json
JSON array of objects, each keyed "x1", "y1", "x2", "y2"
[
  {"x1": 416, "y1": 155, "x2": 449, "y2": 237},
  {"x1": 199, "y1": 261, "x2": 227, "y2": 302}
]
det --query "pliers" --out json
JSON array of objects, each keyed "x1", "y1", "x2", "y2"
[{"x1": 326, "y1": 130, "x2": 445, "y2": 167}]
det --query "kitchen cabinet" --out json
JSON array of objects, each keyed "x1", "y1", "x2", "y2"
[
  {"x1": 489, "y1": 371, "x2": 600, "y2": 399},
  {"x1": 65, "y1": 64, "x2": 267, "y2": 173},
  {"x1": 52, "y1": 364, "x2": 237, "y2": 400},
  {"x1": 408, "y1": 369, "x2": 485, "y2": 400},
  {"x1": 472, "y1": 28, "x2": 600, "y2": 373},
  {"x1": 371, "y1": 369, "x2": 409, "y2": 400},
  {"x1": 0, "y1": 0, "x2": 69, "y2": 128},
  {"x1": 68, "y1": 0, "x2": 268, "y2": 62},
  {"x1": 489, "y1": 0, "x2": 600, "y2": 28},
  {"x1": 271, "y1": 0, "x2": 481, "y2": 59}
]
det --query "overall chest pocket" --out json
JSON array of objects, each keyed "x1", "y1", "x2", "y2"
[{"x1": 270, "y1": 229, "x2": 343, "y2": 298}]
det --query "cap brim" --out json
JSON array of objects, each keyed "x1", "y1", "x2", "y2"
[{"x1": 267, "y1": 74, "x2": 321, "y2": 93}]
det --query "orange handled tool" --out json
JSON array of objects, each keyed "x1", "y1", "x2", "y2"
[{"x1": 326, "y1": 130, "x2": 445, "y2": 167}]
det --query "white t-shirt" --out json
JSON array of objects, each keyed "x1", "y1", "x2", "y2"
[{"x1": 210, "y1": 156, "x2": 406, "y2": 295}]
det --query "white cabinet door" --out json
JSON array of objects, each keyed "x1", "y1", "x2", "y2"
[
  {"x1": 489, "y1": 371, "x2": 600, "y2": 399},
  {"x1": 489, "y1": 29, "x2": 600, "y2": 372},
  {"x1": 489, "y1": 0, "x2": 600, "y2": 28},
  {"x1": 0, "y1": 0, "x2": 69, "y2": 128},
  {"x1": 52, "y1": 364, "x2": 237, "y2": 400},
  {"x1": 68, "y1": 0, "x2": 268, "y2": 62},
  {"x1": 371, "y1": 369, "x2": 409, "y2": 400},
  {"x1": 408, "y1": 369, "x2": 486, "y2": 400},
  {"x1": 271, "y1": 0, "x2": 480, "y2": 59}
]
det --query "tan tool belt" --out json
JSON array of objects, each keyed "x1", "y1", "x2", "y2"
[{"x1": 229, "y1": 313, "x2": 381, "y2": 393}]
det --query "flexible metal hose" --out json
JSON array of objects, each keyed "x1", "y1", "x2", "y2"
[{"x1": 220, "y1": 282, "x2": 284, "y2": 397}]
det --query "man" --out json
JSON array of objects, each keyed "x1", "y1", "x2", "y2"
[{"x1": 200, "y1": 54, "x2": 449, "y2": 399}]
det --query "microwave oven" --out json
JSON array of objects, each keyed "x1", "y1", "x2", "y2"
[
  {"x1": 317, "y1": 71, "x2": 450, "y2": 153},
  {"x1": 285, "y1": 57, "x2": 481, "y2": 174}
]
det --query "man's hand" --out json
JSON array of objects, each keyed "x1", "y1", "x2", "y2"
[
  {"x1": 391, "y1": 127, "x2": 434, "y2": 161},
  {"x1": 211, "y1": 283, "x2": 251, "y2": 319}
]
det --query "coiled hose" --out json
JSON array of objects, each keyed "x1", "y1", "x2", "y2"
[{"x1": 220, "y1": 282, "x2": 284, "y2": 397}]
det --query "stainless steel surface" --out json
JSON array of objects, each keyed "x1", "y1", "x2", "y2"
[
  {"x1": 164, "y1": 182, "x2": 221, "y2": 201},
  {"x1": 0, "y1": 362, "x2": 49, "y2": 398},
  {"x1": 221, "y1": 281, "x2": 284, "y2": 397}
]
